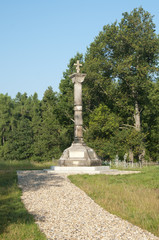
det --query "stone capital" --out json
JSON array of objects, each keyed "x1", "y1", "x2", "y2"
[{"x1": 70, "y1": 73, "x2": 86, "y2": 84}]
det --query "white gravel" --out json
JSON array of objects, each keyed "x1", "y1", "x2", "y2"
[{"x1": 17, "y1": 170, "x2": 159, "y2": 240}]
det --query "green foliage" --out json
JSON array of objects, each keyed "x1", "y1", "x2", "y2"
[
  {"x1": 84, "y1": 104, "x2": 121, "y2": 159},
  {"x1": 84, "y1": 104, "x2": 145, "y2": 161},
  {"x1": 142, "y1": 80, "x2": 159, "y2": 160},
  {"x1": 115, "y1": 128, "x2": 146, "y2": 161},
  {"x1": 0, "y1": 94, "x2": 13, "y2": 146},
  {"x1": 88, "y1": 104, "x2": 120, "y2": 138},
  {"x1": 32, "y1": 87, "x2": 63, "y2": 160},
  {"x1": 5, "y1": 118, "x2": 33, "y2": 160},
  {"x1": 83, "y1": 7, "x2": 159, "y2": 161}
]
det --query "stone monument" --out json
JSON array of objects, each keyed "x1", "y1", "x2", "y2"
[{"x1": 59, "y1": 60, "x2": 101, "y2": 166}]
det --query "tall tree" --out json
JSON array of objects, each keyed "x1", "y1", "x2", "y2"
[
  {"x1": 32, "y1": 87, "x2": 62, "y2": 160},
  {"x1": 4, "y1": 92, "x2": 37, "y2": 160},
  {"x1": 0, "y1": 94, "x2": 14, "y2": 158},
  {"x1": 142, "y1": 79, "x2": 159, "y2": 161},
  {"x1": 5, "y1": 117, "x2": 33, "y2": 160},
  {"x1": 84, "y1": 7, "x2": 159, "y2": 161}
]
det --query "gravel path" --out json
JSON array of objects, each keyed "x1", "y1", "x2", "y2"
[{"x1": 17, "y1": 170, "x2": 159, "y2": 240}]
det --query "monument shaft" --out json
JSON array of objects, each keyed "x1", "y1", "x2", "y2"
[
  {"x1": 73, "y1": 76, "x2": 84, "y2": 143},
  {"x1": 59, "y1": 61, "x2": 101, "y2": 166}
]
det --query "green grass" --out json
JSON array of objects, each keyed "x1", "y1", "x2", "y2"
[
  {"x1": 68, "y1": 166, "x2": 159, "y2": 237},
  {"x1": 1, "y1": 161, "x2": 159, "y2": 238},
  {"x1": 0, "y1": 160, "x2": 52, "y2": 240}
]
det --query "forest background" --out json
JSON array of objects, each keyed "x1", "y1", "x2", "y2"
[{"x1": 0, "y1": 7, "x2": 159, "y2": 163}]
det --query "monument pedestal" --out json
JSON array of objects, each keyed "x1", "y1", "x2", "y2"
[{"x1": 59, "y1": 142, "x2": 101, "y2": 166}]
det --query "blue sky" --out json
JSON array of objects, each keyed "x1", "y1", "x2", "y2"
[{"x1": 0, "y1": 0, "x2": 159, "y2": 99}]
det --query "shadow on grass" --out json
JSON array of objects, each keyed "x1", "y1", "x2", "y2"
[
  {"x1": 0, "y1": 195, "x2": 36, "y2": 235},
  {"x1": 0, "y1": 161, "x2": 54, "y2": 237},
  {"x1": 0, "y1": 170, "x2": 38, "y2": 235}
]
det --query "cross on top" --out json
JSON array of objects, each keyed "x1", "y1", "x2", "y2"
[{"x1": 74, "y1": 60, "x2": 82, "y2": 73}]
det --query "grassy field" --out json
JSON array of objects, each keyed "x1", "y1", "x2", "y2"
[
  {"x1": 69, "y1": 166, "x2": 159, "y2": 237},
  {"x1": 1, "y1": 161, "x2": 159, "y2": 239},
  {"x1": 0, "y1": 160, "x2": 52, "y2": 240}
]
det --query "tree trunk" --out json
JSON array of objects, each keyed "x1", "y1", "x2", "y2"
[
  {"x1": 2, "y1": 128, "x2": 5, "y2": 146},
  {"x1": 129, "y1": 148, "x2": 134, "y2": 163},
  {"x1": 134, "y1": 100, "x2": 141, "y2": 132},
  {"x1": 134, "y1": 100, "x2": 145, "y2": 162}
]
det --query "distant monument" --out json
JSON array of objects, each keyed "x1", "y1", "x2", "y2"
[{"x1": 59, "y1": 60, "x2": 101, "y2": 166}]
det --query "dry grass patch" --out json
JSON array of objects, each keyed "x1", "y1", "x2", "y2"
[{"x1": 69, "y1": 166, "x2": 159, "y2": 237}]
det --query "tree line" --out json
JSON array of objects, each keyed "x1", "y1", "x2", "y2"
[{"x1": 0, "y1": 7, "x2": 159, "y2": 162}]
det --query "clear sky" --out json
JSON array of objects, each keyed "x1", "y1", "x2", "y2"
[{"x1": 0, "y1": 0, "x2": 159, "y2": 99}]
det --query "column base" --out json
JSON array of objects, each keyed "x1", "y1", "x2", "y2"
[{"x1": 59, "y1": 142, "x2": 101, "y2": 166}]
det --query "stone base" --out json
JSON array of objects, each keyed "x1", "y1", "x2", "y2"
[
  {"x1": 44, "y1": 167, "x2": 141, "y2": 175},
  {"x1": 58, "y1": 142, "x2": 101, "y2": 166},
  {"x1": 45, "y1": 166, "x2": 110, "y2": 174}
]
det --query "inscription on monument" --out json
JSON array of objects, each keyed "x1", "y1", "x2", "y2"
[
  {"x1": 69, "y1": 151, "x2": 85, "y2": 158},
  {"x1": 73, "y1": 161, "x2": 80, "y2": 165}
]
